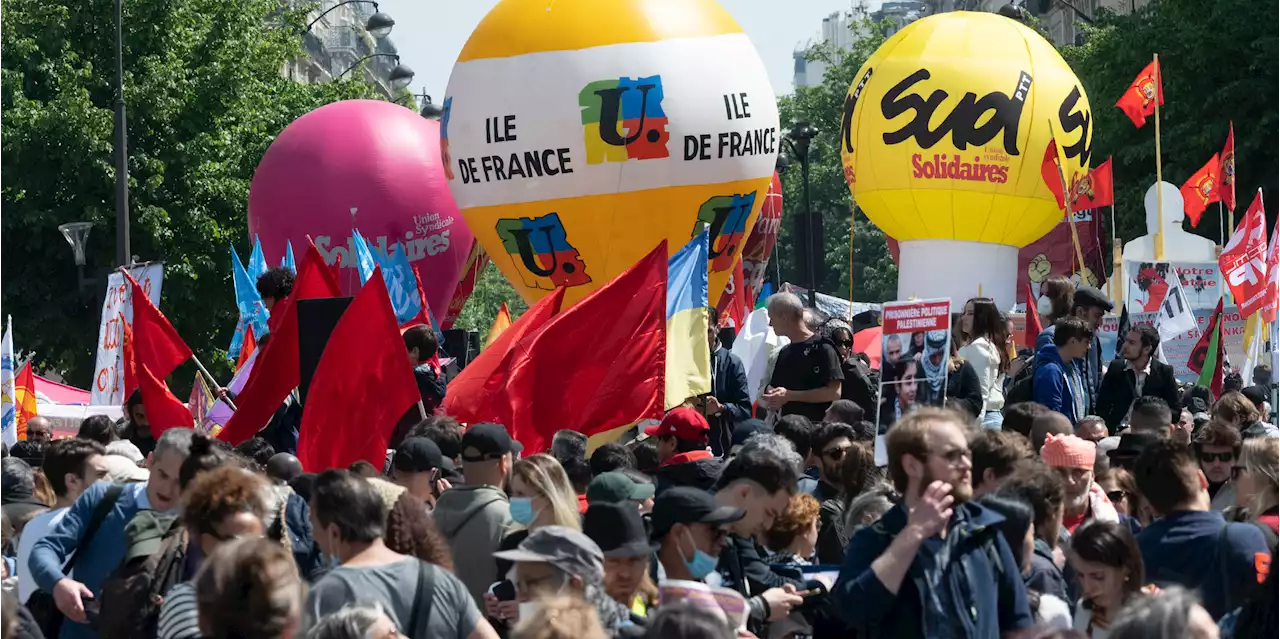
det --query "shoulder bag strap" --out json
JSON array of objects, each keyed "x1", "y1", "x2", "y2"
[
  {"x1": 62, "y1": 483, "x2": 126, "y2": 574},
  {"x1": 406, "y1": 560, "x2": 437, "y2": 638}
]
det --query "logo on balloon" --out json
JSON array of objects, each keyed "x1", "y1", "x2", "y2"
[
  {"x1": 441, "y1": 96, "x2": 455, "y2": 181},
  {"x1": 495, "y1": 212, "x2": 592, "y2": 291},
  {"x1": 692, "y1": 192, "x2": 756, "y2": 272},
  {"x1": 578, "y1": 75, "x2": 670, "y2": 164},
  {"x1": 881, "y1": 68, "x2": 1031, "y2": 155}
]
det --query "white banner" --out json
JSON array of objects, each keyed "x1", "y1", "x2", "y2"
[
  {"x1": 89, "y1": 264, "x2": 164, "y2": 406},
  {"x1": 1155, "y1": 274, "x2": 1197, "y2": 342}
]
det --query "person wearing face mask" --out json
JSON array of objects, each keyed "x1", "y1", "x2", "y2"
[
  {"x1": 700, "y1": 307, "x2": 752, "y2": 458},
  {"x1": 306, "y1": 469, "x2": 499, "y2": 639}
]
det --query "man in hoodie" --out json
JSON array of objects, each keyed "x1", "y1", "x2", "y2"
[
  {"x1": 434, "y1": 423, "x2": 521, "y2": 608},
  {"x1": 646, "y1": 408, "x2": 723, "y2": 495},
  {"x1": 1134, "y1": 438, "x2": 1272, "y2": 619},
  {"x1": 835, "y1": 408, "x2": 1033, "y2": 638},
  {"x1": 1033, "y1": 317, "x2": 1093, "y2": 425},
  {"x1": 1035, "y1": 286, "x2": 1112, "y2": 415}
]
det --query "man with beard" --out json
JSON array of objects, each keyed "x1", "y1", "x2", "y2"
[
  {"x1": 809, "y1": 422, "x2": 856, "y2": 563},
  {"x1": 834, "y1": 408, "x2": 1032, "y2": 638},
  {"x1": 1097, "y1": 324, "x2": 1181, "y2": 433},
  {"x1": 1042, "y1": 433, "x2": 1117, "y2": 534}
]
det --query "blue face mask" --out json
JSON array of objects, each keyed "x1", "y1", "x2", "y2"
[
  {"x1": 510, "y1": 497, "x2": 536, "y2": 526},
  {"x1": 681, "y1": 529, "x2": 719, "y2": 581}
]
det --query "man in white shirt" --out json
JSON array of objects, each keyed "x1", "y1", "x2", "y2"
[{"x1": 16, "y1": 438, "x2": 109, "y2": 602}]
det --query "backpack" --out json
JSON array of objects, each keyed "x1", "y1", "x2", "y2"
[
  {"x1": 1004, "y1": 353, "x2": 1042, "y2": 406},
  {"x1": 96, "y1": 512, "x2": 187, "y2": 638}
]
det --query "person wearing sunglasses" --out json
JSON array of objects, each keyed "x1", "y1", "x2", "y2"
[
  {"x1": 830, "y1": 326, "x2": 878, "y2": 419},
  {"x1": 1194, "y1": 421, "x2": 1242, "y2": 512}
]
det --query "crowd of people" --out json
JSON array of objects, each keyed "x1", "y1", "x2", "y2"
[{"x1": 0, "y1": 278, "x2": 1276, "y2": 639}]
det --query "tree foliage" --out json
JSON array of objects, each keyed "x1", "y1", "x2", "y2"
[
  {"x1": 1061, "y1": 0, "x2": 1278, "y2": 246},
  {"x1": 2, "y1": 0, "x2": 380, "y2": 388},
  {"x1": 453, "y1": 261, "x2": 527, "y2": 341},
  {"x1": 776, "y1": 18, "x2": 897, "y2": 304}
]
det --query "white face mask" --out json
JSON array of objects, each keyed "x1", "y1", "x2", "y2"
[{"x1": 1036, "y1": 296, "x2": 1053, "y2": 316}]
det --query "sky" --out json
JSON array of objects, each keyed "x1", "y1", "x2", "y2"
[{"x1": 374, "y1": 0, "x2": 873, "y2": 104}]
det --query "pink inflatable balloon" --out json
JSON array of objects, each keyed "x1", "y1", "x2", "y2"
[{"x1": 248, "y1": 99, "x2": 473, "y2": 317}]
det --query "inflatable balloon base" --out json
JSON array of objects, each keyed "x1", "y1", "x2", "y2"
[{"x1": 897, "y1": 239, "x2": 1018, "y2": 312}]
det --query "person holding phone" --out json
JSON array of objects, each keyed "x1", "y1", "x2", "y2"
[{"x1": 391, "y1": 438, "x2": 453, "y2": 510}]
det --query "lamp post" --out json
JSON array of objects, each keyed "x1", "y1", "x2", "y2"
[
  {"x1": 57, "y1": 221, "x2": 97, "y2": 292},
  {"x1": 394, "y1": 90, "x2": 443, "y2": 120},
  {"x1": 113, "y1": 0, "x2": 129, "y2": 268},
  {"x1": 305, "y1": 0, "x2": 396, "y2": 37},
  {"x1": 781, "y1": 122, "x2": 819, "y2": 307},
  {"x1": 337, "y1": 53, "x2": 414, "y2": 91}
]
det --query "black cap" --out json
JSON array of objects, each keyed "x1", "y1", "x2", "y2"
[
  {"x1": 584, "y1": 502, "x2": 658, "y2": 558},
  {"x1": 731, "y1": 419, "x2": 769, "y2": 450},
  {"x1": 1073, "y1": 286, "x2": 1114, "y2": 312},
  {"x1": 649, "y1": 486, "x2": 744, "y2": 541},
  {"x1": 393, "y1": 437, "x2": 450, "y2": 474},
  {"x1": 1106, "y1": 431, "x2": 1161, "y2": 460},
  {"x1": 460, "y1": 423, "x2": 524, "y2": 463},
  {"x1": 1241, "y1": 386, "x2": 1267, "y2": 410}
]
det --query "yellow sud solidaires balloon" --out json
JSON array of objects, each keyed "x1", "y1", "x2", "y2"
[
  {"x1": 442, "y1": 0, "x2": 779, "y2": 307},
  {"x1": 841, "y1": 12, "x2": 1093, "y2": 311}
]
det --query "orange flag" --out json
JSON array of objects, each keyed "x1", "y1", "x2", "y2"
[
  {"x1": 13, "y1": 362, "x2": 37, "y2": 440},
  {"x1": 235, "y1": 324, "x2": 256, "y2": 373},
  {"x1": 1116, "y1": 59, "x2": 1164, "y2": 128},
  {"x1": 485, "y1": 303, "x2": 513, "y2": 349},
  {"x1": 1179, "y1": 153, "x2": 1220, "y2": 226},
  {"x1": 1218, "y1": 122, "x2": 1236, "y2": 211}
]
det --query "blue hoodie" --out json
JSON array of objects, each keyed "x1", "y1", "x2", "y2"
[
  {"x1": 1137, "y1": 510, "x2": 1271, "y2": 620},
  {"x1": 1032, "y1": 343, "x2": 1079, "y2": 423}
]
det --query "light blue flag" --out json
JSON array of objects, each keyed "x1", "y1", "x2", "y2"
[
  {"x1": 377, "y1": 242, "x2": 424, "y2": 325},
  {"x1": 248, "y1": 235, "x2": 268, "y2": 281},
  {"x1": 228, "y1": 245, "x2": 270, "y2": 362},
  {"x1": 281, "y1": 240, "x2": 296, "y2": 272},
  {"x1": 351, "y1": 230, "x2": 377, "y2": 285}
]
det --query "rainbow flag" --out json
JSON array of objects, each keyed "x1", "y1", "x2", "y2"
[{"x1": 665, "y1": 230, "x2": 711, "y2": 409}]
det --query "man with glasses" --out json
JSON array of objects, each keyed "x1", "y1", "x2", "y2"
[
  {"x1": 831, "y1": 327, "x2": 877, "y2": 418},
  {"x1": 835, "y1": 408, "x2": 1033, "y2": 638},
  {"x1": 808, "y1": 423, "x2": 855, "y2": 504},
  {"x1": 1194, "y1": 421, "x2": 1242, "y2": 511}
]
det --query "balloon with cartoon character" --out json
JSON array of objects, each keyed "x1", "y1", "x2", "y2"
[{"x1": 441, "y1": 0, "x2": 779, "y2": 307}]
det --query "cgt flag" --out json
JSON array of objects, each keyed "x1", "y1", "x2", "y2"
[
  {"x1": 1219, "y1": 189, "x2": 1269, "y2": 317},
  {"x1": 1262, "y1": 212, "x2": 1279, "y2": 323},
  {"x1": 1071, "y1": 158, "x2": 1115, "y2": 211},
  {"x1": 1219, "y1": 123, "x2": 1236, "y2": 211},
  {"x1": 1179, "y1": 153, "x2": 1220, "y2": 227},
  {"x1": 1116, "y1": 59, "x2": 1164, "y2": 128}
]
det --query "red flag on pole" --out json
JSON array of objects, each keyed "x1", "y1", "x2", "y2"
[
  {"x1": 1071, "y1": 158, "x2": 1115, "y2": 210},
  {"x1": 123, "y1": 271, "x2": 192, "y2": 395},
  {"x1": 1179, "y1": 154, "x2": 1221, "y2": 227},
  {"x1": 1116, "y1": 59, "x2": 1164, "y2": 128},
  {"x1": 120, "y1": 313, "x2": 193, "y2": 437},
  {"x1": 443, "y1": 287, "x2": 566, "y2": 425},
  {"x1": 1188, "y1": 298, "x2": 1226, "y2": 398},
  {"x1": 235, "y1": 324, "x2": 257, "y2": 373},
  {"x1": 1024, "y1": 281, "x2": 1043, "y2": 349},
  {"x1": 297, "y1": 269, "x2": 420, "y2": 471},
  {"x1": 1218, "y1": 122, "x2": 1236, "y2": 211},
  {"x1": 1219, "y1": 189, "x2": 1270, "y2": 317},
  {"x1": 1261, "y1": 213, "x2": 1279, "y2": 323},
  {"x1": 1041, "y1": 140, "x2": 1066, "y2": 209},
  {"x1": 219, "y1": 241, "x2": 341, "y2": 445},
  {"x1": 716, "y1": 259, "x2": 747, "y2": 332}
]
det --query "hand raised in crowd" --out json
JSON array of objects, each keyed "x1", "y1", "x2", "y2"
[
  {"x1": 705, "y1": 395, "x2": 723, "y2": 415},
  {"x1": 483, "y1": 591, "x2": 519, "y2": 623},
  {"x1": 53, "y1": 577, "x2": 95, "y2": 624},
  {"x1": 760, "y1": 583, "x2": 804, "y2": 621},
  {"x1": 907, "y1": 481, "x2": 954, "y2": 539}
]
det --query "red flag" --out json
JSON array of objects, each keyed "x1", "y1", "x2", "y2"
[
  {"x1": 442, "y1": 241, "x2": 488, "y2": 329},
  {"x1": 1188, "y1": 298, "x2": 1226, "y2": 397},
  {"x1": 443, "y1": 287, "x2": 566, "y2": 424},
  {"x1": 1024, "y1": 281, "x2": 1043, "y2": 349},
  {"x1": 235, "y1": 324, "x2": 256, "y2": 372},
  {"x1": 1179, "y1": 153, "x2": 1221, "y2": 227},
  {"x1": 123, "y1": 271, "x2": 192, "y2": 393},
  {"x1": 219, "y1": 241, "x2": 341, "y2": 445},
  {"x1": 297, "y1": 269, "x2": 420, "y2": 471},
  {"x1": 135, "y1": 358, "x2": 194, "y2": 437},
  {"x1": 501, "y1": 243, "x2": 667, "y2": 453},
  {"x1": 1261, "y1": 213, "x2": 1279, "y2": 323},
  {"x1": 1042, "y1": 140, "x2": 1066, "y2": 209},
  {"x1": 1219, "y1": 189, "x2": 1270, "y2": 317},
  {"x1": 13, "y1": 362, "x2": 38, "y2": 440},
  {"x1": 716, "y1": 259, "x2": 747, "y2": 332},
  {"x1": 1116, "y1": 59, "x2": 1164, "y2": 128},
  {"x1": 120, "y1": 315, "x2": 137, "y2": 400},
  {"x1": 1219, "y1": 122, "x2": 1236, "y2": 211},
  {"x1": 1071, "y1": 158, "x2": 1115, "y2": 210}
]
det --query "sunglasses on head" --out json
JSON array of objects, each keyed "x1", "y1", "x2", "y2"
[{"x1": 1200, "y1": 452, "x2": 1235, "y2": 463}]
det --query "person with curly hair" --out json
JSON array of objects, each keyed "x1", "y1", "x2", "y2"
[
  {"x1": 384, "y1": 491, "x2": 454, "y2": 572},
  {"x1": 257, "y1": 267, "x2": 296, "y2": 313},
  {"x1": 195, "y1": 538, "x2": 304, "y2": 639},
  {"x1": 763, "y1": 493, "x2": 821, "y2": 565},
  {"x1": 158, "y1": 465, "x2": 271, "y2": 639}
]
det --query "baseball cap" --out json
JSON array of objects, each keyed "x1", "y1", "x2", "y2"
[
  {"x1": 730, "y1": 419, "x2": 770, "y2": 453},
  {"x1": 492, "y1": 525, "x2": 604, "y2": 583},
  {"x1": 649, "y1": 486, "x2": 745, "y2": 540},
  {"x1": 586, "y1": 471, "x2": 655, "y2": 505},
  {"x1": 124, "y1": 511, "x2": 179, "y2": 562},
  {"x1": 393, "y1": 437, "x2": 451, "y2": 474},
  {"x1": 584, "y1": 502, "x2": 658, "y2": 558},
  {"x1": 644, "y1": 407, "x2": 710, "y2": 441},
  {"x1": 460, "y1": 423, "x2": 524, "y2": 463},
  {"x1": 1241, "y1": 386, "x2": 1267, "y2": 410}
]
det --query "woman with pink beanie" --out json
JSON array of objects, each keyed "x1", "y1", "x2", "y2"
[{"x1": 1042, "y1": 434, "x2": 1118, "y2": 534}]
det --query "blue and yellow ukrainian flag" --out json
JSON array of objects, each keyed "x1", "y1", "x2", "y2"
[{"x1": 665, "y1": 230, "x2": 712, "y2": 409}]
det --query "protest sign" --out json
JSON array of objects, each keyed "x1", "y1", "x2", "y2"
[
  {"x1": 874, "y1": 299, "x2": 951, "y2": 465},
  {"x1": 1125, "y1": 260, "x2": 1221, "y2": 311},
  {"x1": 1096, "y1": 306, "x2": 1246, "y2": 382},
  {"x1": 90, "y1": 263, "x2": 164, "y2": 406}
]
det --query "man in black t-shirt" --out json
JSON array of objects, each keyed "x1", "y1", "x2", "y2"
[{"x1": 760, "y1": 292, "x2": 843, "y2": 422}]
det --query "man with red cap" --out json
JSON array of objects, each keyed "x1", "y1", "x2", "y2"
[
  {"x1": 647, "y1": 407, "x2": 724, "y2": 496},
  {"x1": 1042, "y1": 433, "x2": 1117, "y2": 534}
]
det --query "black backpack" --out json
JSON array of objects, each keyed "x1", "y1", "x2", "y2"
[
  {"x1": 1004, "y1": 354, "x2": 1041, "y2": 406},
  {"x1": 96, "y1": 513, "x2": 187, "y2": 638}
]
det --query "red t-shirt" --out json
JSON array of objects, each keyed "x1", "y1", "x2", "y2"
[
  {"x1": 1258, "y1": 512, "x2": 1279, "y2": 535},
  {"x1": 1063, "y1": 511, "x2": 1087, "y2": 534}
]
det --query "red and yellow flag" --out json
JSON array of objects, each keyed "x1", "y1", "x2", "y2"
[
  {"x1": 1218, "y1": 122, "x2": 1236, "y2": 211},
  {"x1": 1179, "y1": 153, "x2": 1220, "y2": 226},
  {"x1": 1116, "y1": 59, "x2": 1164, "y2": 128},
  {"x1": 13, "y1": 362, "x2": 38, "y2": 440}
]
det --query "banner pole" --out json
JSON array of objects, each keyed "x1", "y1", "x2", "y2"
[
  {"x1": 1153, "y1": 53, "x2": 1166, "y2": 261},
  {"x1": 848, "y1": 204, "x2": 855, "y2": 322},
  {"x1": 1111, "y1": 203, "x2": 1123, "y2": 306},
  {"x1": 191, "y1": 355, "x2": 237, "y2": 412}
]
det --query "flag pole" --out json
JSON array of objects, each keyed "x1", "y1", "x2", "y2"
[
  {"x1": 1218, "y1": 201, "x2": 1225, "y2": 246},
  {"x1": 1153, "y1": 53, "x2": 1166, "y2": 261},
  {"x1": 1112, "y1": 203, "x2": 1124, "y2": 307},
  {"x1": 191, "y1": 355, "x2": 237, "y2": 412},
  {"x1": 1049, "y1": 120, "x2": 1088, "y2": 282},
  {"x1": 848, "y1": 204, "x2": 855, "y2": 322}
]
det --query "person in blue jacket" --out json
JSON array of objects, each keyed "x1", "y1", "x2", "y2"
[
  {"x1": 29, "y1": 428, "x2": 196, "y2": 639},
  {"x1": 833, "y1": 408, "x2": 1033, "y2": 638},
  {"x1": 1033, "y1": 317, "x2": 1094, "y2": 425},
  {"x1": 702, "y1": 307, "x2": 752, "y2": 457}
]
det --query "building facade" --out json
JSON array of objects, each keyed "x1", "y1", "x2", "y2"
[{"x1": 284, "y1": 0, "x2": 402, "y2": 98}]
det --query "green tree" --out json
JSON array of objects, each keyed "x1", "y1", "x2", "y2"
[
  {"x1": 1062, "y1": 0, "x2": 1278, "y2": 248},
  {"x1": 776, "y1": 18, "x2": 898, "y2": 306},
  {"x1": 2, "y1": 0, "x2": 380, "y2": 390},
  {"x1": 453, "y1": 260, "x2": 528, "y2": 342}
]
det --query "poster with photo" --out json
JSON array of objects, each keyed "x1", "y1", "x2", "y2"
[
  {"x1": 1125, "y1": 260, "x2": 1222, "y2": 312},
  {"x1": 874, "y1": 299, "x2": 952, "y2": 466}
]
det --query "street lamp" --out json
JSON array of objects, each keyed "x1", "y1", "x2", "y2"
[
  {"x1": 305, "y1": 1, "x2": 396, "y2": 38},
  {"x1": 113, "y1": 0, "x2": 129, "y2": 268},
  {"x1": 57, "y1": 222, "x2": 97, "y2": 291},
  {"x1": 393, "y1": 91, "x2": 443, "y2": 120},
  {"x1": 781, "y1": 122, "x2": 819, "y2": 307},
  {"x1": 338, "y1": 53, "x2": 414, "y2": 91}
]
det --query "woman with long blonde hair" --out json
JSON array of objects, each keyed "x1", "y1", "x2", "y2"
[
  {"x1": 485, "y1": 454, "x2": 582, "y2": 626},
  {"x1": 1235, "y1": 437, "x2": 1279, "y2": 534}
]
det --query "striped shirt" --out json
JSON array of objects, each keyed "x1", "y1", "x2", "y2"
[{"x1": 158, "y1": 581, "x2": 202, "y2": 639}]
